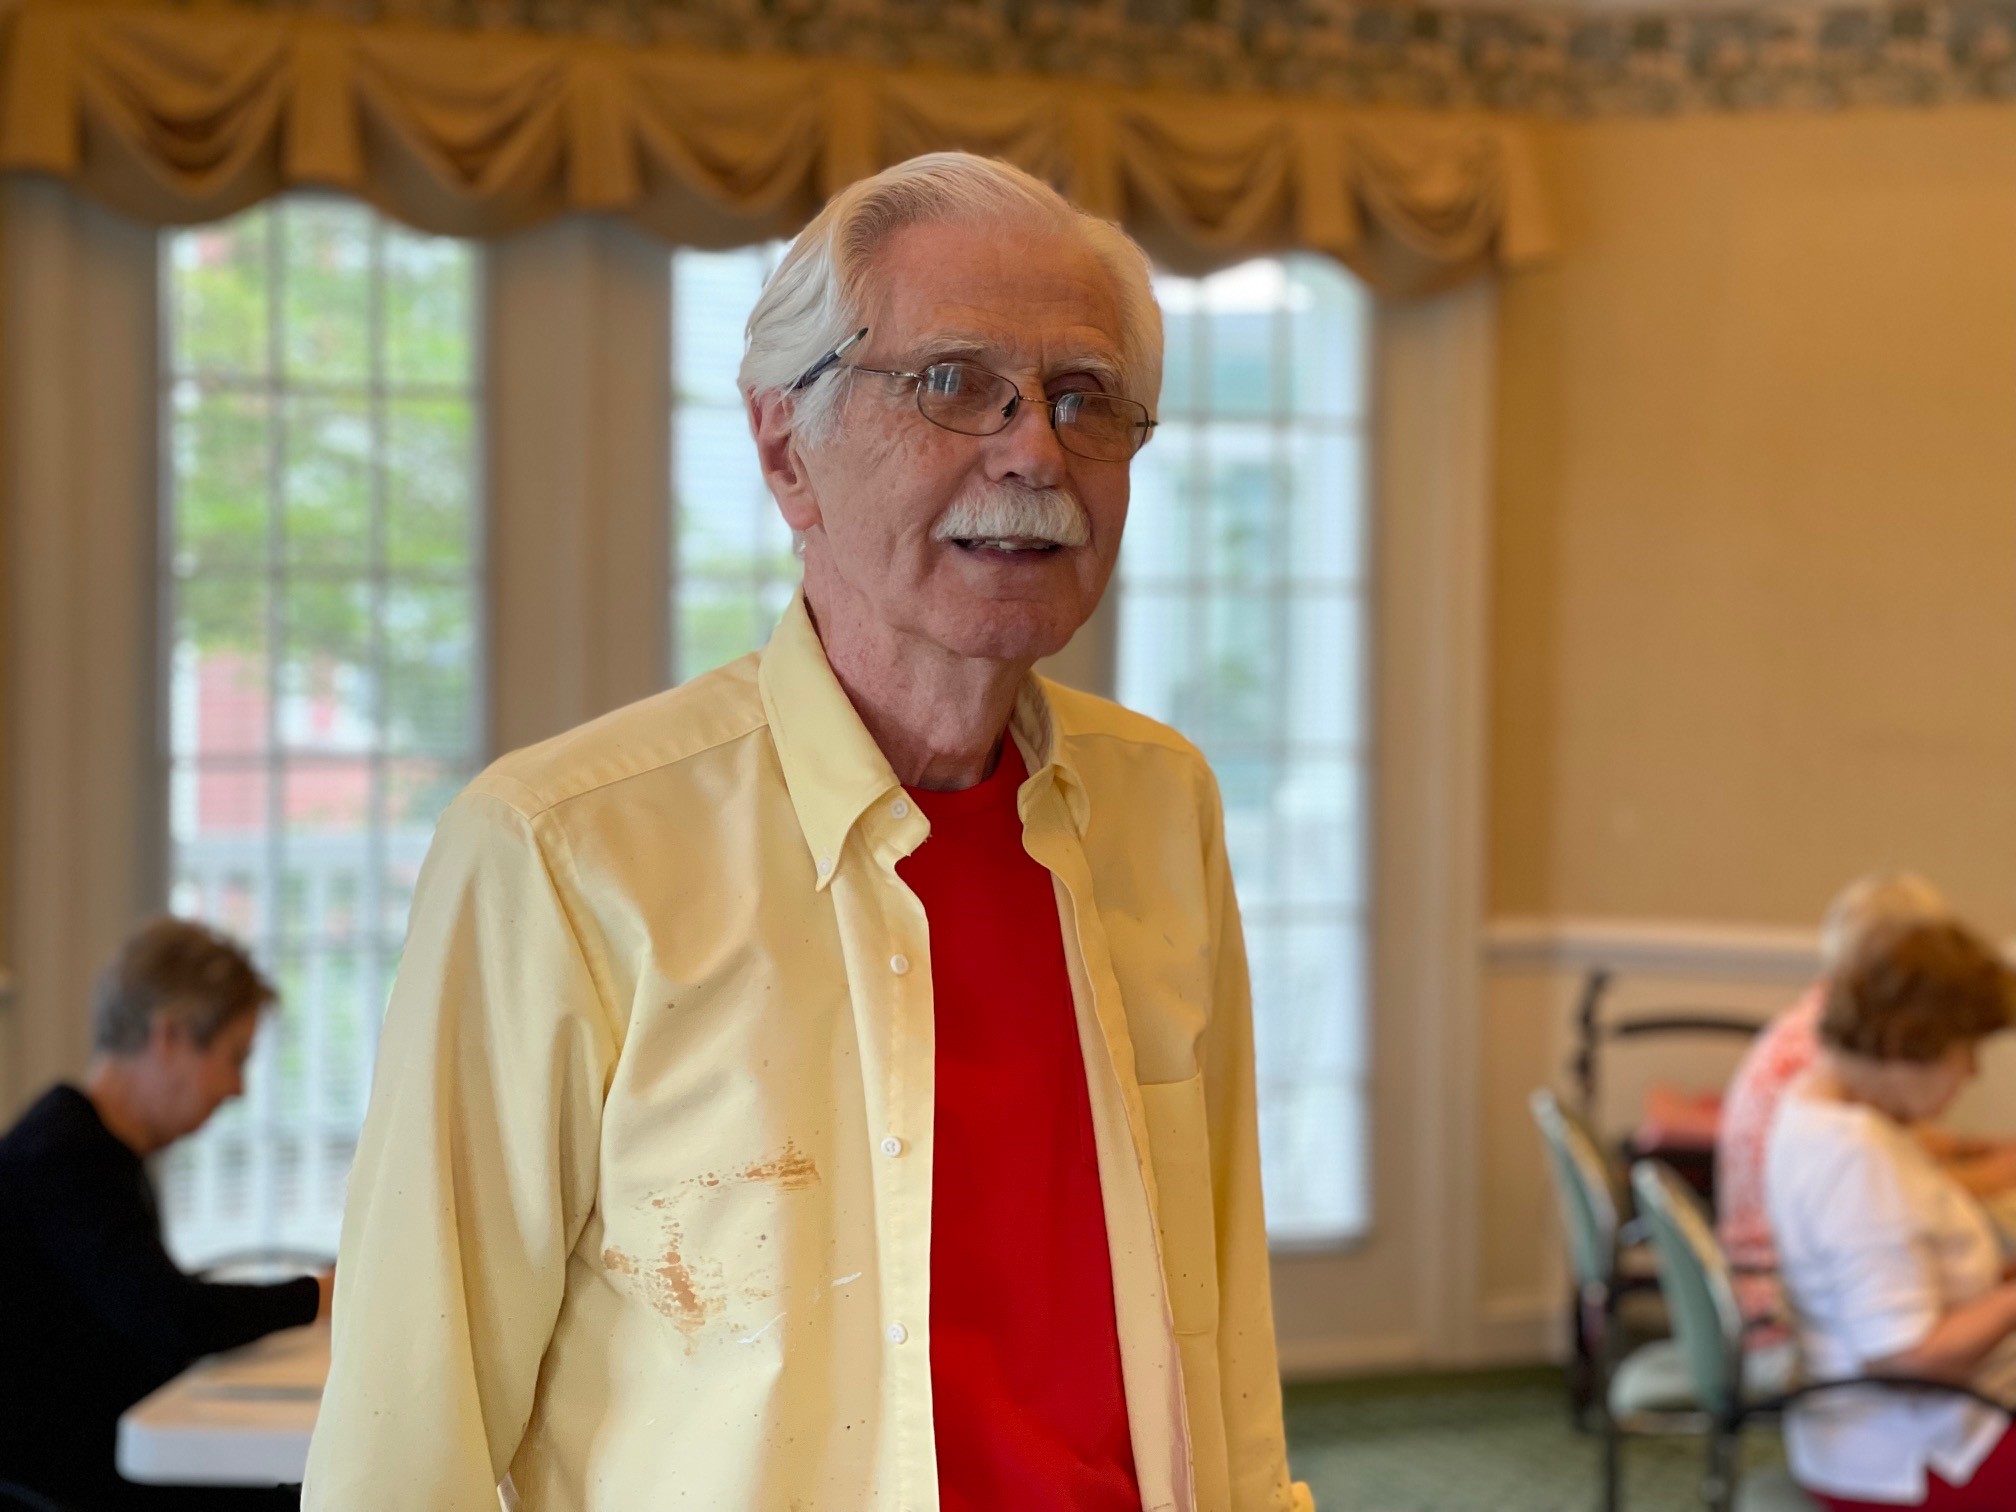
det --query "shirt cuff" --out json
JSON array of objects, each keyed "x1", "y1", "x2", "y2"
[
  {"x1": 1846, "y1": 1298, "x2": 1942, "y2": 1366},
  {"x1": 282, "y1": 1273, "x2": 322, "y2": 1328}
]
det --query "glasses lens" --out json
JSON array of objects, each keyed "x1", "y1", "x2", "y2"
[
  {"x1": 916, "y1": 363, "x2": 1016, "y2": 434},
  {"x1": 1056, "y1": 393, "x2": 1151, "y2": 462}
]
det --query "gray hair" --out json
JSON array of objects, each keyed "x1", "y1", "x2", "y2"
[
  {"x1": 92, "y1": 916, "x2": 277, "y2": 1056},
  {"x1": 1819, "y1": 872, "x2": 1949, "y2": 978},
  {"x1": 739, "y1": 152, "x2": 1162, "y2": 447}
]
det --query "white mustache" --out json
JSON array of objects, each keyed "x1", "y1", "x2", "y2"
[{"x1": 933, "y1": 483, "x2": 1090, "y2": 548}]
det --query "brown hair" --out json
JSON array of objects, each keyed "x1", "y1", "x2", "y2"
[
  {"x1": 91, "y1": 917, "x2": 277, "y2": 1056},
  {"x1": 1820, "y1": 918, "x2": 2016, "y2": 1064}
]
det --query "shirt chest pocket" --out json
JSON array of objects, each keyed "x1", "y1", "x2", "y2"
[
  {"x1": 1140, "y1": 1073, "x2": 1220, "y2": 1337},
  {"x1": 1105, "y1": 919, "x2": 1212, "y2": 1085}
]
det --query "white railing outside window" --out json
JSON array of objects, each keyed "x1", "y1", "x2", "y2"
[
  {"x1": 668, "y1": 247, "x2": 1373, "y2": 1247},
  {"x1": 157, "y1": 199, "x2": 482, "y2": 1267}
]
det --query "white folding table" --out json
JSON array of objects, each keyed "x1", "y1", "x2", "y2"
[{"x1": 116, "y1": 1322, "x2": 327, "y2": 1486}]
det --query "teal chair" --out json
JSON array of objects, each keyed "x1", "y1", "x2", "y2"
[
  {"x1": 1629, "y1": 1159, "x2": 2003, "y2": 1512},
  {"x1": 1530, "y1": 1088, "x2": 1701, "y2": 1510}
]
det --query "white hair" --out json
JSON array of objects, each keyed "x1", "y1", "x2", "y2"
[
  {"x1": 739, "y1": 152, "x2": 1163, "y2": 447},
  {"x1": 1819, "y1": 871, "x2": 1949, "y2": 977}
]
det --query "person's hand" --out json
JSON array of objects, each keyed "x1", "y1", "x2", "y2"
[
  {"x1": 315, "y1": 1267, "x2": 335, "y2": 1323},
  {"x1": 1948, "y1": 1144, "x2": 2016, "y2": 1201},
  {"x1": 1916, "y1": 1124, "x2": 1993, "y2": 1161},
  {"x1": 1977, "y1": 1145, "x2": 2016, "y2": 1192}
]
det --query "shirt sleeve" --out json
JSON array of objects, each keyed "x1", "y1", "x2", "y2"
[
  {"x1": 28, "y1": 1150, "x2": 318, "y2": 1382},
  {"x1": 1802, "y1": 1129, "x2": 1945, "y2": 1366},
  {"x1": 303, "y1": 786, "x2": 619, "y2": 1512},
  {"x1": 1196, "y1": 766, "x2": 1313, "y2": 1512}
]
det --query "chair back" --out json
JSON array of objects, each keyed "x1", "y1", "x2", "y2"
[
  {"x1": 1529, "y1": 1087, "x2": 1624, "y2": 1290},
  {"x1": 1631, "y1": 1159, "x2": 1749, "y2": 1420}
]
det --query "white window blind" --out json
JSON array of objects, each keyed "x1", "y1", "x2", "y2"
[
  {"x1": 669, "y1": 247, "x2": 1374, "y2": 1247},
  {"x1": 156, "y1": 199, "x2": 483, "y2": 1266}
]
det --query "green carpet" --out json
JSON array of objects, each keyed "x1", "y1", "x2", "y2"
[{"x1": 1284, "y1": 1367, "x2": 1788, "y2": 1512}]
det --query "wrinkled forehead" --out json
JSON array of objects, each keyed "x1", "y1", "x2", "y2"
[{"x1": 862, "y1": 218, "x2": 1129, "y2": 383}]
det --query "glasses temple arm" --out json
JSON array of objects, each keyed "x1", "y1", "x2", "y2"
[{"x1": 790, "y1": 327, "x2": 870, "y2": 391}]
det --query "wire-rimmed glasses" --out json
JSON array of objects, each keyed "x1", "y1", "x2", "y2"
[{"x1": 790, "y1": 327, "x2": 1156, "y2": 463}]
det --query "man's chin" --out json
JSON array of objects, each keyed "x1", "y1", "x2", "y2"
[{"x1": 928, "y1": 598, "x2": 1086, "y2": 665}]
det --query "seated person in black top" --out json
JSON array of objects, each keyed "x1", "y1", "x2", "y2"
[{"x1": 0, "y1": 918, "x2": 329, "y2": 1511}]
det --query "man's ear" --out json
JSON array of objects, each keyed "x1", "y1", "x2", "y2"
[
  {"x1": 149, "y1": 1011, "x2": 185, "y2": 1059},
  {"x1": 748, "y1": 390, "x2": 821, "y2": 537}
]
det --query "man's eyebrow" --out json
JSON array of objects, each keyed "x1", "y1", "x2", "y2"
[
  {"x1": 904, "y1": 331, "x2": 1127, "y2": 386},
  {"x1": 905, "y1": 332, "x2": 993, "y2": 363}
]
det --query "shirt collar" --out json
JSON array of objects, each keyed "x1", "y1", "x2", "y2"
[
  {"x1": 756, "y1": 591, "x2": 1092, "y2": 890},
  {"x1": 1010, "y1": 670, "x2": 1093, "y2": 836}
]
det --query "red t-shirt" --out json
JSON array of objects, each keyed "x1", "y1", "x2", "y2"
[{"x1": 896, "y1": 738, "x2": 1140, "y2": 1512}]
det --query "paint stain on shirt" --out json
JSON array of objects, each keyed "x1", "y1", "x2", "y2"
[
  {"x1": 674, "y1": 1140, "x2": 823, "y2": 1198},
  {"x1": 602, "y1": 1142, "x2": 819, "y2": 1348},
  {"x1": 603, "y1": 1225, "x2": 729, "y2": 1349},
  {"x1": 653, "y1": 1225, "x2": 719, "y2": 1338},
  {"x1": 738, "y1": 1141, "x2": 820, "y2": 1191},
  {"x1": 607, "y1": 1215, "x2": 803, "y2": 1346}
]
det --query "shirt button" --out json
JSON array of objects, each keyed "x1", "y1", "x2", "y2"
[
  {"x1": 880, "y1": 1136, "x2": 904, "y2": 1158},
  {"x1": 886, "y1": 1323, "x2": 908, "y2": 1345},
  {"x1": 891, "y1": 799, "x2": 910, "y2": 819},
  {"x1": 816, "y1": 856, "x2": 833, "y2": 878},
  {"x1": 889, "y1": 954, "x2": 910, "y2": 976}
]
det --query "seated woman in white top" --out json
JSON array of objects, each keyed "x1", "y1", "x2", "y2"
[{"x1": 1768, "y1": 917, "x2": 2016, "y2": 1511}]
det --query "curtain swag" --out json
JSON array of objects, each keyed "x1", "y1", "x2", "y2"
[{"x1": 0, "y1": 0, "x2": 1552, "y2": 292}]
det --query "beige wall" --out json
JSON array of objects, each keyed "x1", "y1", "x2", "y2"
[
  {"x1": 1481, "y1": 104, "x2": 2016, "y2": 1351},
  {"x1": 1492, "y1": 105, "x2": 2016, "y2": 935}
]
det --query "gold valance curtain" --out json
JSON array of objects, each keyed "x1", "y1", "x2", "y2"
[{"x1": 0, "y1": 0, "x2": 1552, "y2": 292}]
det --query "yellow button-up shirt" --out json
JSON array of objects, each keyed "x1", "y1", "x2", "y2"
[{"x1": 305, "y1": 594, "x2": 1311, "y2": 1512}]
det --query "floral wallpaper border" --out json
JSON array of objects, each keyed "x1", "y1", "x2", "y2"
[{"x1": 219, "y1": 0, "x2": 2016, "y2": 114}]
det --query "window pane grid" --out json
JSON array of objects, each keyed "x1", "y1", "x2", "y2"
[
  {"x1": 1120, "y1": 256, "x2": 1372, "y2": 1247},
  {"x1": 158, "y1": 199, "x2": 482, "y2": 1268},
  {"x1": 167, "y1": 375, "x2": 473, "y2": 403},
  {"x1": 670, "y1": 244, "x2": 799, "y2": 684}
]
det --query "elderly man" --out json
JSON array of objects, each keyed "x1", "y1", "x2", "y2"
[{"x1": 306, "y1": 153, "x2": 1309, "y2": 1512}]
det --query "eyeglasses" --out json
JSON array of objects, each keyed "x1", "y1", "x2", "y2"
[{"x1": 790, "y1": 327, "x2": 1156, "y2": 464}]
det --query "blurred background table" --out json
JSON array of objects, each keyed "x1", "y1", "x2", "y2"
[{"x1": 116, "y1": 1323, "x2": 326, "y2": 1486}]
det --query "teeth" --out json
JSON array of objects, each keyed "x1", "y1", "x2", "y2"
[{"x1": 950, "y1": 536, "x2": 1059, "y2": 553}]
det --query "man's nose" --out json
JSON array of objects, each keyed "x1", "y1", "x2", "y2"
[{"x1": 985, "y1": 394, "x2": 1070, "y2": 488}]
